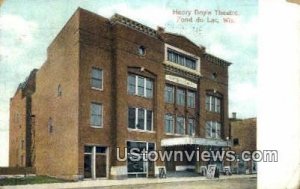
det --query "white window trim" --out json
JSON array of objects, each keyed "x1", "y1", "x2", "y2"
[
  {"x1": 130, "y1": 74, "x2": 153, "y2": 98},
  {"x1": 164, "y1": 43, "x2": 201, "y2": 75},
  {"x1": 130, "y1": 107, "x2": 153, "y2": 132},
  {"x1": 206, "y1": 121, "x2": 221, "y2": 139},
  {"x1": 91, "y1": 68, "x2": 104, "y2": 91},
  {"x1": 165, "y1": 114, "x2": 175, "y2": 134},
  {"x1": 176, "y1": 116, "x2": 186, "y2": 135},
  {"x1": 90, "y1": 103, "x2": 103, "y2": 128}
]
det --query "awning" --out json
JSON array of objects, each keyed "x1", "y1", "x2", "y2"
[{"x1": 161, "y1": 137, "x2": 231, "y2": 147}]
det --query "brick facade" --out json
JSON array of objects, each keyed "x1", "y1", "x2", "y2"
[
  {"x1": 9, "y1": 8, "x2": 232, "y2": 180},
  {"x1": 230, "y1": 117, "x2": 257, "y2": 174}
]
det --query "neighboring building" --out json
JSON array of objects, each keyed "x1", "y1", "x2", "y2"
[
  {"x1": 9, "y1": 69, "x2": 38, "y2": 167},
  {"x1": 230, "y1": 113, "x2": 257, "y2": 174},
  {"x1": 9, "y1": 8, "x2": 232, "y2": 180}
]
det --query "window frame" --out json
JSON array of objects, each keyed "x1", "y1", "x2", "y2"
[
  {"x1": 164, "y1": 114, "x2": 174, "y2": 134},
  {"x1": 205, "y1": 121, "x2": 222, "y2": 138},
  {"x1": 176, "y1": 116, "x2": 185, "y2": 135},
  {"x1": 127, "y1": 74, "x2": 153, "y2": 99},
  {"x1": 91, "y1": 68, "x2": 103, "y2": 91},
  {"x1": 90, "y1": 103, "x2": 103, "y2": 128},
  {"x1": 206, "y1": 95, "x2": 222, "y2": 113},
  {"x1": 176, "y1": 88, "x2": 186, "y2": 106},
  {"x1": 187, "y1": 118, "x2": 196, "y2": 136},
  {"x1": 128, "y1": 107, "x2": 153, "y2": 132},
  {"x1": 187, "y1": 91, "x2": 196, "y2": 108}
]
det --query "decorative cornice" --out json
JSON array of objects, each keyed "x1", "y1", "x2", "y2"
[
  {"x1": 110, "y1": 14, "x2": 157, "y2": 38},
  {"x1": 164, "y1": 64, "x2": 200, "y2": 82},
  {"x1": 204, "y1": 53, "x2": 232, "y2": 67}
]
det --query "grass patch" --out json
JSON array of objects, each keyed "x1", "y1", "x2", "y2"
[{"x1": 0, "y1": 176, "x2": 72, "y2": 186}]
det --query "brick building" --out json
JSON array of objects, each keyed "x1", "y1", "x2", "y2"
[
  {"x1": 9, "y1": 69, "x2": 37, "y2": 167},
  {"x1": 230, "y1": 114, "x2": 257, "y2": 174},
  {"x1": 9, "y1": 8, "x2": 232, "y2": 180}
]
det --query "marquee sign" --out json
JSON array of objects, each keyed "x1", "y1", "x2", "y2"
[{"x1": 165, "y1": 74, "x2": 197, "y2": 89}]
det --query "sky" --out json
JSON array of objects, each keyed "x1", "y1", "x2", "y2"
[{"x1": 0, "y1": 0, "x2": 257, "y2": 166}]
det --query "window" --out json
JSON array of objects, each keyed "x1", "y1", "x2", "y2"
[
  {"x1": 128, "y1": 75, "x2": 136, "y2": 94},
  {"x1": 128, "y1": 107, "x2": 153, "y2": 131},
  {"x1": 206, "y1": 95, "x2": 221, "y2": 113},
  {"x1": 167, "y1": 49, "x2": 197, "y2": 70},
  {"x1": 146, "y1": 79, "x2": 153, "y2": 98},
  {"x1": 164, "y1": 114, "x2": 174, "y2": 134},
  {"x1": 21, "y1": 140, "x2": 24, "y2": 150},
  {"x1": 176, "y1": 88, "x2": 185, "y2": 106},
  {"x1": 176, "y1": 116, "x2": 185, "y2": 135},
  {"x1": 90, "y1": 103, "x2": 103, "y2": 127},
  {"x1": 187, "y1": 118, "x2": 195, "y2": 136},
  {"x1": 91, "y1": 68, "x2": 103, "y2": 90},
  {"x1": 164, "y1": 85, "x2": 174, "y2": 103},
  {"x1": 137, "y1": 76, "x2": 144, "y2": 96},
  {"x1": 146, "y1": 110, "x2": 153, "y2": 131},
  {"x1": 205, "y1": 121, "x2": 221, "y2": 138},
  {"x1": 127, "y1": 74, "x2": 153, "y2": 98},
  {"x1": 138, "y1": 46, "x2": 146, "y2": 56},
  {"x1": 187, "y1": 91, "x2": 195, "y2": 108},
  {"x1": 48, "y1": 117, "x2": 53, "y2": 133},
  {"x1": 233, "y1": 138, "x2": 239, "y2": 146},
  {"x1": 57, "y1": 84, "x2": 62, "y2": 96},
  {"x1": 137, "y1": 108, "x2": 145, "y2": 130},
  {"x1": 128, "y1": 108, "x2": 136, "y2": 129}
]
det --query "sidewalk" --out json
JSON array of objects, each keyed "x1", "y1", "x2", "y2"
[{"x1": 0, "y1": 174, "x2": 257, "y2": 189}]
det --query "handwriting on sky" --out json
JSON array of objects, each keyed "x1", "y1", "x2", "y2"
[{"x1": 173, "y1": 9, "x2": 239, "y2": 24}]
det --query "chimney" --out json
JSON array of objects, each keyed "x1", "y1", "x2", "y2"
[
  {"x1": 232, "y1": 112, "x2": 237, "y2": 119},
  {"x1": 157, "y1": 26, "x2": 165, "y2": 33}
]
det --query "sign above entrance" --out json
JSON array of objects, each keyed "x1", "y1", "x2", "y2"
[{"x1": 165, "y1": 75, "x2": 197, "y2": 89}]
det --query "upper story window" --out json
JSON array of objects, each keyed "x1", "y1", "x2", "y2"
[
  {"x1": 233, "y1": 138, "x2": 239, "y2": 146},
  {"x1": 205, "y1": 121, "x2": 221, "y2": 139},
  {"x1": 128, "y1": 107, "x2": 153, "y2": 131},
  {"x1": 138, "y1": 46, "x2": 146, "y2": 56},
  {"x1": 57, "y1": 84, "x2": 62, "y2": 97},
  {"x1": 91, "y1": 68, "x2": 103, "y2": 90},
  {"x1": 176, "y1": 88, "x2": 185, "y2": 106},
  {"x1": 187, "y1": 91, "x2": 195, "y2": 108},
  {"x1": 206, "y1": 95, "x2": 221, "y2": 113},
  {"x1": 48, "y1": 117, "x2": 53, "y2": 133},
  {"x1": 164, "y1": 114, "x2": 174, "y2": 134},
  {"x1": 127, "y1": 74, "x2": 153, "y2": 98},
  {"x1": 187, "y1": 118, "x2": 195, "y2": 136},
  {"x1": 167, "y1": 49, "x2": 197, "y2": 70},
  {"x1": 90, "y1": 103, "x2": 103, "y2": 128},
  {"x1": 176, "y1": 116, "x2": 185, "y2": 135},
  {"x1": 164, "y1": 85, "x2": 174, "y2": 103}
]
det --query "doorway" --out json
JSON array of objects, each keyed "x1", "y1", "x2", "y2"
[
  {"x1": 84, "y1": 146, "x2": 108, "y2": 179},
  {"x1": 126, "y1": 141, "x2": 155, "y2": 178}
]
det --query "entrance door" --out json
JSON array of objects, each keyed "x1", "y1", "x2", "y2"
[
  {"x1": 84, "y1": 146, "x2": 107, "y2": 179},
  {"x1": 84, "y1": 154, "x2": 92, "y2": 178},
  {"x1": 96, "y1": 155, "x2": 106, "y2": 178}
]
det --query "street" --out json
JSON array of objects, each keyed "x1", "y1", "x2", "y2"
[{"x1": 78, "y1": 177, "x2": 257, "y2": 189}]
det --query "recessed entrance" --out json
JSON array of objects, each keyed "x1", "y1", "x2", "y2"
[
  {"x1": 127, "y1": 141, "x2": 155, "y2": 178},
  {"x1": 84, "y1": 146, "x2": 108, "y2": 179}
]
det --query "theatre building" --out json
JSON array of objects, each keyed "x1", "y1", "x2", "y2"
[{"x1": 9, "y1": 8, "x2": 232, "y2": 180}]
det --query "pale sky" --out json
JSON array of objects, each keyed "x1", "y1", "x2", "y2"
[{"x1": 0, "y1": 0, "x2": 257, "y2": 166}]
